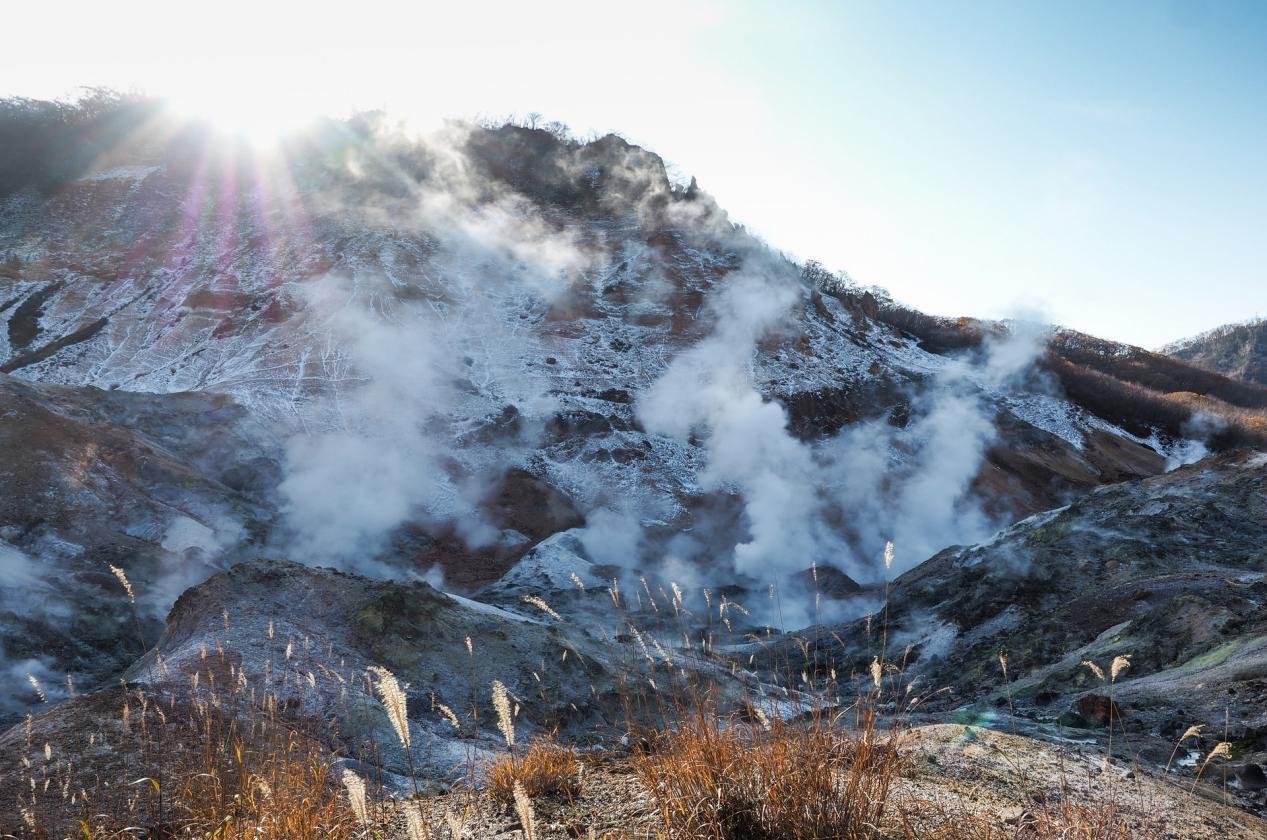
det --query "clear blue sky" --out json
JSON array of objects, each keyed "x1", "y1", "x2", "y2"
[{"x1": 4, "y1": 1, "x2": 1265, "y2": 347}]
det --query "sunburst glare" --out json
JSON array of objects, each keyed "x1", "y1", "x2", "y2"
[{"x1": 166, "y1": 88, "x2": 316, "y2": 148}]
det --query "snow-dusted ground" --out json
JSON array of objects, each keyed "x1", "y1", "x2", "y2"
[{"x1": 0, "y1": 134, "x2": 1190, "y2": 596}]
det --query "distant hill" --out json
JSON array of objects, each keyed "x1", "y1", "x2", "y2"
[{"x1": 1163, "y1": 318, "x2": 1267, "y2": 387}]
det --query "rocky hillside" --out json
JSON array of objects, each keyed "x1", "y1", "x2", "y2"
[
  {"x1": 1165, "y1": 318, "x2": 1267, "y2": 387},
  {"x1": 0, "y1": 557, "x2": 632, "y2": 784},
  {"x1": 1, "y1": 98, "x2": 1263, "y2": 717},
  {"x1": 4, "y1": 96, "x2": 1267, "y2": 833},
  {"x1": 0, "y1": 374, "x2": 275, "y2": 718},
  {"x1": 799, "y1": 449, "x2": 1267, "y2": 812}
]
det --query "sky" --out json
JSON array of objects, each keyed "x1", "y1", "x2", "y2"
[{"x1": 3, "y1": 0, "x2": 1265, "y2": 348}]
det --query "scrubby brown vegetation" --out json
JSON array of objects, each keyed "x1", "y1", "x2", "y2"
[
  {"x1": 1049, "y1": 355, "x2": 1267, "y2": 441},
  {"x1": 636, "y1": 704, "x2": 901, "y2": 840},
  {"x1": 1165, "y1": 318, "x2": 1267, "y2": 387},
  {"x1": 1050, "y1": 330, "x2": 1267, "y2": 410},
  {"x1": 8, "y1": 684, "x2": 363, "y2": 839},
  {"x1": 816, "y1": 280, "x2": 1267, "y2": 448},
  {"x1": 1043, "y1": 349, "x2": 1267, "y2": 446},
  {"x1": 5, "y1": 569, "x2": 1259, "y2": 840},
  {"x1": 487, "y1": 739, "x2": 582, "y2": 804},
  {"x1": 1043, "y1": 355, "x2": 1199, "y2": 437}
]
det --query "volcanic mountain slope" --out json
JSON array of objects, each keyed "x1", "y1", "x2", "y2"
[
  {"x1": 4, "y1": 98, "x2": 1267, "y2": 834},
  {"x1": 3, "y1": 100, "x2": 1265, "y2": 725},
  {"x1": 799, "y1": 449, "x2": 1267, "y2": 809},
  {"x1": 1165, "y1": 318, "x2": 1267, "y2": 387},
  {"x1": 0, "y1": 111, "x2": 1198, "y2": 542},
  {"x1": 0, "y1": 557, "x2": 629, "y2": 831},
  {"x1": 0, "y1": 373, "x2": 277, "y2": 718}
]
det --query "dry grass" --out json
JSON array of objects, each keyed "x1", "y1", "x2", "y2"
[
  {"x1": 486, "y1": 738, "x2": 582, "y2": 803},
  {"x1": 8, "y1": 565, "x2": 1256, "y2": 840},
  {"x1": 635, "y1": 704, "x2": 903, "y2": 840},
  {"x1": 11, "y1": 691, "x2": 366, "y2": 839},
  {"x1": 7, "y1": 604, "x2": 371, "y2": 839},
  {"x1": 172, "y1": 736, "x2": 362, "y2": 838},
  {"x1": 139, "y1": 702, "x2": 363, "y2": 839}
]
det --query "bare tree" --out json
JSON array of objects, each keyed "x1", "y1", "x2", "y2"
[{"x1": 543, "y1": 120, "x2": 571, "y2": 141}]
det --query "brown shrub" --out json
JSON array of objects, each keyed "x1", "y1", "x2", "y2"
[
  {"x1": 486, "y1": 738, "x2": 582, "y2": 804},
  {"x1": 1051, "y1": 331, "x2": 1267, "y2": 410},
  {"x1": 1042, "y1": 355, "x2": 1267, "y2": 447},
  {"x1": 14, "y1": 689, "x2": 367, "y2": 840},
  {"x1": 635, "y1": 705, "x2": 903, "y2": 840},
  {"x1": 173, "y1": 733, "x2": 362, "y2": 839}
]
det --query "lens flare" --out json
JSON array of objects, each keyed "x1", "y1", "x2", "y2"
[{"x1": 166, "y1": 86, "x2": 315, "y2": 148}]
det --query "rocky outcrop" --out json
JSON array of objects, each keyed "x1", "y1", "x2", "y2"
[
  {"x1": 0, "y1": 373, "x2": 278, "y2": 723},
  {"x1": 799, "y1": 450, "x2": 1267, "y2": 801},
  {"x1": 0, "y1": 558, "x2": 632, "y2": 802}
]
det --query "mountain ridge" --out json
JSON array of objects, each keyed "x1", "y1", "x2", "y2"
[{"x1": 1164, "y1": 317, "x2": 1267, "y2": 387}]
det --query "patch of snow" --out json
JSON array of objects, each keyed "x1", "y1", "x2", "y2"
[
  {"x1": 444, "y1": 591, "x2": 541, "y2": 624},
  {"x1": 77, "y1": 165, "x2": 158, "y2": 182},
  {"x1": 1000, "y1": 393, "x2": 1086, "y2": 449},
  {"x1": 1081, "y1": 417, "x2": 1209, "y2": 472},
  {"x1": 161, "y1": 516, "x2": 222, "y2": 554},
  {"x1": 492, "y1": 530, "x2": 599, "y2": 592}
]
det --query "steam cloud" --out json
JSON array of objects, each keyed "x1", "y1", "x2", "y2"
[
  {"x1": 637, "y1": 266, "x2": 816, "y2": 578},
  {"x1": 278, "y1": 122, "x2": 601, "y2": 572},
  {"x1": 0, "y1": 115, "x2": 1061, "y2": 714},
  {"x1": 820, "y1": 319, "x2": 1049, "y2": 575},
  {"x1": 637, "y1": 266, "x2": 1049, "y2": 596}
]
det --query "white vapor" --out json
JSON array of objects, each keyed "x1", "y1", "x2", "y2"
[
  {"x1": 279, "y1": 277, "x2": 455, "y2": 567},
  {"x1": 638, "y1": 268, "x2": 1050, "y2": 592},
  {"x1": 637, "y1": 266, "x2": 813, "y2": 578},
  {"x1": 836, "y1": 319, "x2": 1050, "y2": 574},
  {"x1": 279, "y1": 123, "x2": 602, "y2": 571}
]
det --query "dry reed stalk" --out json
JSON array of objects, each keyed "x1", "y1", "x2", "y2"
[
  {"x1": 369, "y1": 665, "x2": 411, "y2": 750},
  {"x1": 522, "y1": 595, "x2": 563, "y2": 622},
  {"x1": 342, "y1": 768, "x2": 369, "y2": 824},
  {"x1": 492, "y1": 680, "x2": 515, "y2": 748},
  {"x1": 513, "y1": 780, "x2": 537, "y2": 840}
]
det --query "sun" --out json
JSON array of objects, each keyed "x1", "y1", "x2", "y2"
[{"x1": 166, "y1": 86, "x2": 316, "y2": 148}]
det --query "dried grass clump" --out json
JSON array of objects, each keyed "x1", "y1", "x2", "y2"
[
  {"x1": 486, "y1": 738, "x2": 582, "y2": 804},
  {"x1": 14, "y1": 614, "x2": 370, "y2": 838},
  {"x1": 90, "y1": 701, "x2": 367, "y2": 839},
  {"x1": 175, "y1": 740, "x2": 362, "y2": 838},
  {"x1": 636, "y1": 705, "x2": 902, "y2": 840}
]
